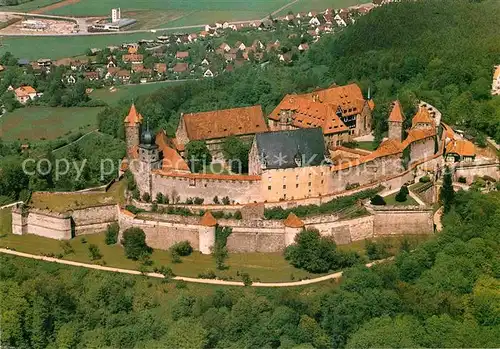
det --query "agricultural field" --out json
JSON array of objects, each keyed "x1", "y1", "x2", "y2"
[
  {"x1": 277, "y1": 0, "x2": 366, "y2": 15},
  {"x1": 0, "y1": 106, "x2": 101, "y2": 141},
  {"x1": 0, "y1": 32, "x2": 160, "y2": 60},
  {"x1": 0, "y1": 0, "x2": 61, "y2": 12},
  {"x1": 91, "y1": 80, "x2": 185, "y2": 106}
]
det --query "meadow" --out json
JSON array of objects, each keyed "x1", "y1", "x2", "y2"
[
  {"x1": 277, "y1": 0, "x2": 366, "y2": 15},
  {"x1": 0, "y1": 0, "x2": 61, "y2": 12},
  {"x1": 0, "y1": 106, "x2": 101, "y2": 141}
]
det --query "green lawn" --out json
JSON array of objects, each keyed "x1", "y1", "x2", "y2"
[
  {"x1": 29, "y1": 180, "x2": 126, "y2": 212},
  {"x1": 91, "y1": 81, "x2": 184, "y2": 106},
  {"x1": 0, "y1": 106, "x2": 101, "y2": 141},
  {"x1": 0, "y1": 208, "x2": 12, "y2": 235},
  {"x1": 356, "y1": 141, "x2": 378, "y2": 151},
  {"x1": 384, "y1": 192, "x2": 419, "y2": 206}
]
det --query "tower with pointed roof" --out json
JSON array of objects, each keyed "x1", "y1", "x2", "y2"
[
  {"x1": 124, "y1": 103, "x2": 143, "y2": 158},
  {"x1": 388, "y1": 100, "x2": 404, "y2": 142}
]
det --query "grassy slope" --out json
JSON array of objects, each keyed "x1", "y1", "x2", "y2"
[
  {"x1": 278, "y1": 0, "x2": 365, "y2": 15},
  {"x1": 0, "y1": 106, "x2": 101, "y2": 141},
  {"x1": 29, "y1": 180, "x2": 126, "y2": 211},
  {"x1": 0, "y1": 229, "x2": 431, "y2": 282},
  {"x1": 91, "y1": 81, "x2": 184, "y2": 106},
  {"x1": 383, "y1": 192, "x2": 419, "y2": 206}
]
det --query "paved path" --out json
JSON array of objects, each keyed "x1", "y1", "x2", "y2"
[
  {"x1": 0, "y1": 201, "x2": 23, "y2": 210},
  {"x1": 51, "y1": 129, "x2": 98, "y2": 153},
  {"x1": 0, "y1": 248, "x2": 389, "y2": 287}
]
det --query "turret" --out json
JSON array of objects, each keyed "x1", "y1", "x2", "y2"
[
  {"x1": 124, "y1": 103, "x2": 143, "y2": 158},
  {"x1": 388, "y1": 100, "x2": 404, "y2": 142}
]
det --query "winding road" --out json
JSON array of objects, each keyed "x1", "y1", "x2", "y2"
[{"x1": 0, "y1": 248, "x2": 389, "y2": 287}]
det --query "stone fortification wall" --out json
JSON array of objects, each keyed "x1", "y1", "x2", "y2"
[
  {"x1": 25, "y1": 209, "x2": 72, "y2": 240},
  {"x1": 119, "y1": 211, "x2": 202, "y2": 252},
  {"x1": 313, "y1": 216, "x2": 375, "y2": 245},
  {"x1": 151, "y1": 173, "x2": 262, "y2": 205},
  {"x1": 453, "y1": 162, "x2": 499, "y2": 184},
  {"x1": 71, "y1": 205, "x2": 117, "y2": 235},
  {"x1": 410, "y1": 138, "x2": 435, "y2": 164},
  {"x1": 371, "y1": 206, "x2": 434, "y2": 235}
]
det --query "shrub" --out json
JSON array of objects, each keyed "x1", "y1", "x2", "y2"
[
  {"x1": 212, "y1": 211, "x2": 224, "y2": 219},
  {"x1": 142, "y1": 192, "x2": 151, "y2": 203},
  {"x1": 156, "y1": 192, "x2": 166, "y2": 204},
  {"x1": 132, "y1": 188, "x2": 140, "y2": 200},
  {"x1": 213, "y1": 196, "x2": 220, "y2": 204},
  {"x1": 365, "y1": 240, "x2": 391, "y2": 261},
  {"x1": 185, "y1": 197, "x2": 194, "y2": 205},
  {"x1": 222, "y1": 196, "x2": 231, "y2": 205},
  {"x1": 175, "y1": 280, "x2": 187, "y2": 289},
  {"x1": 395, "y1": 185, "x2": 409, "y2": 202},
  {"x1": 234, "y1": 210, "x2": 242, "y2": 220},
  {"x1": 198, "y1": 270, "x2": 217, "y2": 279},
  {"x1": 121, "y1": 228, "x2": 152, "y2": 260},
  {"x1": 88, "y1": 244, "x2": 102, "y2": 261},
  {"x1": 171, "y1": 250, "x2": 182, "y2": 264},
  {"x1": 140, "y1": 254, "x2": 154, "y2": 266},
  {"x1": 483, "y1": 175, "x2": 496, "y2": 183},
  {"x1": 158, "y1": 266, "x2": 175, "y2": 278},
  {"x1": 241, "y1": 272, "x2": 252, "y2": 286},
  {"x1": 370, "y1": 195, "x2": 386, "y2": 206},
  {"x1": 60, "y1": 241, "x2": 74, "y2": 255},
  {"x1": 285, "y1": 228, "x2": 361, "y2": 273},
  {"x1": 170, "y1": 241, "x2": 193, "y2": 256},
  {"x1": 151, "y1": 203, "x2": 158, "y2": 212},
  {"x1": 125, "y1": 205, "x2": 143, "y2": 215},
  {"x1": 80, "y1": 237, "x2": 87, "y2": 244},
  {"x1": 458, "y1": 176, "x2": 467, "y2": 184},
  {"x1": 193, "y1": 197, "x2": 204, "y2": 205},
  {"x1": 105, "y1": 222, "x2": 119, "y2": 245},
  {"x1": 419, "y1": 175, "x2": 431, "y2": 183},
  {"x1": 345, "y1": 182, "x2": 360, "y2": 191}
]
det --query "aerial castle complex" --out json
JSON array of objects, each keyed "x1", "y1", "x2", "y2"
[{"x1": 123, "y1": 83, "x2": 471, "y2": 205}]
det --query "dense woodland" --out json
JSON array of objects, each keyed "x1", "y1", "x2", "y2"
[
  {"x1": 1, "y1": 189, "x2": 499, "y2": 348},
  {"x1": 97, "y1": 0, "x2": 500, "y2": 145}
]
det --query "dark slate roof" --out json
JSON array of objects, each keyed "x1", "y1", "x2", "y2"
[{"x1": 255, "y1": 128, "x2": 326, "y2": 170}]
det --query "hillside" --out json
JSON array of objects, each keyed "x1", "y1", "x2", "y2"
[
  {"x1": 99, "y1": 0, "x2": 500, "y2": 144},
  {"x1": 1, "y1": 189, "x2": 499, "y2": 348}
]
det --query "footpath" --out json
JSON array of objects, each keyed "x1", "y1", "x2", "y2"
[{"x1": 0, "y1": 248, "x2": 388, "y2": 288}]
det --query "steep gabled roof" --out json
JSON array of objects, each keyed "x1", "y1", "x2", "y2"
[
  {"x1": 155, "y1": 130, "x2": 190, "y2": 172},
  {"x1": 300, "y1": 83, "x2": 366, "y2": 117},
  {"x1": 494, "y1": 66, "x2": 500, "y2": 80},
  {"x1": 269, "y1": 95, "x2": 349, "y2": 135},
  {"x1": 124, "y1": 104, "x2": 143, "y2": 125},
  {"x1": 255, "y1": 128, "x2": 326, "y2": 169},
  {"x1": 182, "y1": 105, "x2": 267, "y2": 141},
  {"x1": 388, "y1": 100, "x2": 404, "y2": 123},
  {"x1": 412, "y1": 106, "x2": 434, "y2": 126},
  {"x1": 445, "y1": 139, "x2": 475, "y2": 157},
  {"x1": 402, "y1": 128, "x2": 436, "y2": 148}
]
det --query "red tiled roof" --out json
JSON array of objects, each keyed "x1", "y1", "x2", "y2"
[
  {"x1": 153, "y1": 169, "x2": 260, "y2": 181},
  {"x1": 300, "y1": 83, "x2": 366, "y2": 117},
  {"x1": 154, "y1": 63, "x2": 167, "y2": 73},
  {"x1": 269, "y1": 95, "x2": 349, "y2": 135},
  {"x1": 123, "y1": 54, "x2": 143, "y2": 62},
  {"x1": 402, "y1": 128, "x2": 436, "y2": 148},
  {"x1": 173, "y1": 63, "x2": 188, "y2": 73},
  {"x1": 200, "y1": 211, "x2": 217, "y2": 226},
  {"x1": 412, "y1": 106, "x2": 434, "y2": 126},
  {"x1": 15, "y1": 85, "x2": 36, "y2": 97},
  {"x1": 284, "y1": 213, "x2": 304, "y2": 228},
  {"x1": 389, "y1": 100, "x2": 404, "y2": 122},
  {"x1": 182, "y1": 105, "x2": 268, "y2": 141},
  {"x1": 155, "y1": 131, "x2": 190, "y2": 172},
  {"x1": 124, "y1": 104, "x2": 143, "y2": 125},
  {"x1": 446, "y1": 139, "x2": 475, "y2": 157},
  {"x1": 176, "y1": 51, "x2": 189, "y2": 59}
]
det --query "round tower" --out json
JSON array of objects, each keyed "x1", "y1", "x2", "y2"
[
  {"x1": 124, "y1": 103, "x2": 143, "y2": 158},
  {"x1": 284, "y1": 213, "x2": 304, "y2": 247},
  {"x1": 198, "y1": 211, "x2": 216, "y2": 254}
]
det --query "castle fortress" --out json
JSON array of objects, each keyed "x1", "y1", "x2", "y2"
[{"x1": 124, "y1": 83, "x2": 477, "y2": 205}]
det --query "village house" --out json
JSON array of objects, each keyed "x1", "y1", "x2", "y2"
[
  {"x1": 116, "y1": 69, "x2": 131, "y2": 82},
  {"x1": 176, "y1": 51, "x2": 190, "y2": 60},
  {"x1": 203, "y1": 69, "x2": 214, "y2": 78},
  {"x1": 201, "y1": 58, "x2": 210, "y2": 66},
  {"x1": 154, "y1": 63, "x2": 167, "y2": 75},
  {"x1": 14, "y1": 86, "x2": 38, "y2": 104},
  {"x1": 65, "y1": 74, "x2": 76, "y2": 84},
  {"x1": 298, "y1": 43, "x2": 310, "y2": 51},
  {"x1": 234, "y1": 41, "x2": 246, "y2": 51},
  {"x1": 172, "y1": 63, "x2": 189, "y2": 74},
  {"x1": 123, "y1": 54, "x2": 144, "y2": 64},
  {"x1": 84, "y1": 71, "x2": 99, "y2": 81},
  {"x1": 175, "y1": 105, "x2": 268, "y2": 160},
  {"x1": 188, "y1": 33, "x2": 198, "y2": 42}
]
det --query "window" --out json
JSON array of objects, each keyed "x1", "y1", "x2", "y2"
[
  {"x1": 283, "y1": 185, "x2": 286, "y2": 189},
  {"x1": 189, "y1": 179, "x2": 196, "y2": 187},
  {"x1": 296, "y1": 184, "x2": 299, "y2": 188},
  {"x1": 308, "y1": 182, "x2": 312, "y2": 187},
  {"x1": 321, "y1": 180, "x2": 324, "y2": 184},
  {"x1": 296, "y1": 175, "x2": 299, "y2": 180},
  {"x1": 268, "y1": 186, "x2": 271, "y2": 191}
]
